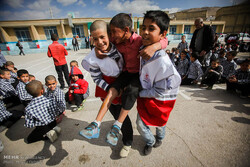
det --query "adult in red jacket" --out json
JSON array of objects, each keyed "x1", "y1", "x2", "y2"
[
  {"x1": 48, "y1": 34, "x2": 70, "y2": 89},
  {"x1": 66, "y1": 66, "x2": 89, "y2": 111}
]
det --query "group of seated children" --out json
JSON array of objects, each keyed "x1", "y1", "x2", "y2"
[
  {"x1": 0, "y1": 60, "x2": 89, "y2": 146},
  {"x1": 170, "y1": 42, "x2": 249, "y2": 97}
]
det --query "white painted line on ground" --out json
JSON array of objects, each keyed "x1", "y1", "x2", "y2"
[{"x1": 179, "y1": 90, "x2": 192, "y2": 100}]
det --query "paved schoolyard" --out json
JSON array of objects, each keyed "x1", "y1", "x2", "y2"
[{"x1": 0, "y1": 49, "x2": 249, "y2": 167}]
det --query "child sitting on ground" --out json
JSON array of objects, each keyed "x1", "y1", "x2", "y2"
[
  {"x1": 218, "y1": 49, "x2": 226, "y2": 64},
  {"x1": 44, "y1": 75, "x2": 66, "y2": 123},
  {"x1": 4, "y1": 61, "x2": 18, "y2": 88},
  {"x1": 226, "y1": 59, "x2": 250, "y2": 98},
  {"x1": 200, "y1": 59, "x2": 223, "y2": 90},
  {"x1": 25, "y1": 80, "x2": 61, "y2": 143},
  {"x1": 181, "y1": 52, "x2": 203, "y2": 85},
  {"x1": 16, "y1": 69, "x2": 33, "y2": 106},
  {"x1": 176, "y1": 51, "x2": 189, "y2": 78},
  {"x1": 136, "y1": 10, "x2": 181, "y2": 155},
  {"x1": 66, "y1": 66, "x2": 89, "y2": 112},
  {"x1": 220, "y1": 51, "x2": 237, "y2": 83}
]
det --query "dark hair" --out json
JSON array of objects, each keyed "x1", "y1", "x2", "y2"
[
  {"x1": 181, "y1": 51, "x2": 187, "y2": 55},
  {"x1": 0, "y1": 69, "x2": 10, "y2": 75},
  {"x1": 191, "y1": 52, "x2": 199, "y2": 60},
  {"x1": 26, "y1": 80, "x2": 43, "y2": 97},
  {"x1": 110, "y1": 13, "x2": 132, "y2": 32},
  {"x1": 228, "y1": 51, "x2": 237, "y2": 57},
  {"x1": 211, "y1": 58, "x2": 220, "y2": 64},
  {"x1": 17, "y1": 69, "x2": 29, "y2": 77},
  {"x1": 5, "y1": 61, "x2": 14, "y2": 66},
  {"x1": 45, "y1": 75, "x2": 56, "y2": 83},
  {"x1": 143, "y1": 10, "x2": 170, "y2": 33},
  {"x1": 219, "y1": 49, "x2": 226, "y2": 55},
  {"x1": 51, "y1": 33, "x2": 58, "y2": 41}
]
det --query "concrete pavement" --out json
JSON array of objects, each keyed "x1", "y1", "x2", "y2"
[{"x1": 0, "y1": 49, "x2": 249, "y2": 167}]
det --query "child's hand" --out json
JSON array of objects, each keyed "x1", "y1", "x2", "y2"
[
  {"x1": 6, "y1": 66, "x2": 14, "y2": 71},
  {"x1": 117, "y1": 89, "x2": 123, "y2": 97},
  {"x1": 95, "y1": 48, "x2": 107, "y2": 59},
  {"x1": 138, "y1": 44, "x2": 157, "y2": 60},
  {"x1": 70, "y1": 90, "x2": 74, "y2": 93},
  {"x1": 193, "y1": 80, "x2": 198, "y2": 84},
  {"x1": 209, "y1": 69, "x2": 214, "y2": 72}
]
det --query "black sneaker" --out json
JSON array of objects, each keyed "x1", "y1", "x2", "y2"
[
  {"x1": 144, "y1": 145, "x2": 153, "y2": 155},
  {"x1": 153, "y1": 139, "x2": 162, "y2": 148}
]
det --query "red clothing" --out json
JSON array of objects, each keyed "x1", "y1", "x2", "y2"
[
  {"x1": 68, "y1": 66, "x2": 88, "y2": 101},
  {"x1": 48, "y1": 41, "x2": 68, "y2": 66},
  {"x1": 95, "y1": 75, "x2": 121, "y2": 105},
  {"x1": 114, "y1": 33, "x2": 168, "y2": 73},
  {"x1": 137, "y1": 97, "x2": 175, "y2": 126}
]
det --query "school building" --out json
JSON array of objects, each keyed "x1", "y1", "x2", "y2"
[{"x1": 0, "y1": 17, "x2": 225, "y2": 55}]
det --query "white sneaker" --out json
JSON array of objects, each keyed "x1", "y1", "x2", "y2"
[
  {"x1": 120, "y1": 145, "x2": 131, "y2": 158},
  {"x1": 53, "y1": 126, "x2": 61, "y2": 134},
  {"x1": 0, "y1": 140, "x2": 4, "y2": 152},
  {"x1": 46, "y1": 130, "x2": 58, "y2": 143}
]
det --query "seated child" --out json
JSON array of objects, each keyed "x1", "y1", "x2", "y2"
[
  {"x1": 200, "y1": 59, "x2": 223, "y2": 90},
  {"x1": 226, "y1": 59, "x2": 250, "y2": 98},
  {"x1": 0, "y1": 69, "x2": 20, "y2": 109},
  {"x1": 80, "y1": 20, "x2": 133, "y2": 157},
  {"x1": 220, "y1": 51, "x2": 237, "y2": 83},
  {"x1": 4, "y1": 61, "x2": 18, "y2": 88},
  {"x1": 25, "y1": 80, "x2": 61, "y2": 143},
  {"x1": 136, "y1": 10, "x2": 181, "y2": 156},
  {"x1": 169, "y1": 47, "x2": 178, "y2": 65},
  {"x1": 218, "y1": 49, "x2": 227, "y2": 64},
  {"x1": 176, "y1": 51, "x2": 189, "y2": 78},
  {"x1": 0, "y1": 49, "x2": 6, "y2": 69},
  {"x1": 181, "y1": 52, "x2": 203, "y2": 85},
  {"x1": 44, "y1": 75, "x2": 66, "y2": 123},
  {"x1": 29, "y1": 74, "x2": 35, "y2": 82},
  {"x1": 16, "y1": 69, "x2": 33, "y2": 106},
  {"x1": 177, "y1": 35, "x2": 189, "y2": 53},
  {"x1": 65, "y1": 66, "x2": 89, "y2": 112}
]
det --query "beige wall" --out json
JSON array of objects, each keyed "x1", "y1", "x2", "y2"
[
  {"x1": 83, "y1": 24, "x2": 89, "y2": 37},
  {"x1": 64, "y1": 25, "x2": 73, "y2": 38},
  {"x1": 36, "y1": 26, "x2": 47, "y2": 40},
  {"x1": 56, "y1": 25, "x2": 63, "y2": 38},
  {"x1": 5, "y1": 28, "x2": 18, "y2": 41}
]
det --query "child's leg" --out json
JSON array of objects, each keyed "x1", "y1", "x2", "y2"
[
  {"x1": 55, "y1": 65, "x2": 65, "y2": 89},
  {"x1": 73, "y1": 93, "x2": 84, "y2": 107},
  {"x1": 155, "y1": 126, "x2": 166, "y2": 147},
  {"x1": 62, "y1": 64, "x2": 70, "y2": 87}
]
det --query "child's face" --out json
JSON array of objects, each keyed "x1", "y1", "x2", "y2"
[
  {"x1": 110, "y1": 24, "x2": 127, "y2": 44},
  {"x1": 211, "y1": 61, "x2": 219, "y2": 68},
  {"x1": 71, "y1": 75, "x2": 79, "y2": 82},
  {"x1": 190, "y1": 56, "x2": 195, "y2": 62},
  {"x1": 5, "y1": 65, "x2": 14, "y2": 70},
  {"x1": 180, "y1": 53, "x2": 186, "y2": 59},
  {"x1": 92, "y1": 29, "x2": 110, "y2": 52},
  {"x1": 181, "y1": 36, "x2": 186, "y2": 42},
  {"x1": 29, "y1": 76, "x2": 35, "y2": 82},
  {"x1": 240, "y1": 62, "x2": 249, "y2": 71},
  {"x1": 46, "y1": 80, "x2": 57, "y2": 91},
  {"x1": 0, "y1": 71, "x2": 11, "y2": 80},
  {"x1": 70, "y1": 62, "x2": 78, "y2": 68},
  {"x1": 141, "y1": 18, "x2": 164, "y2": 46},
  {"x1": 19, "y1": 73, "x2": 29, "y2": 83},
  {"x1": 226, "y1": 53, "x2": 234, "y2": 61}
]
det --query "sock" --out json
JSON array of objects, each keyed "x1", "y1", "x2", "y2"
[
  {"x1": 113, "y1": 120, "x2": 122, "y2": 129},
  {"x1": 94, "y1": 120, "x2": 101, "y2": 127}
]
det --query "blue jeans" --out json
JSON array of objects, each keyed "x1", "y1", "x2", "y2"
[{"x1": 136, "y1": 114, "x2": 166, "y2": 146}]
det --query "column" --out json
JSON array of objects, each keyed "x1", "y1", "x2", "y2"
[
  {"x1": 30, "y1": 25, "x2": 40, "y2": 48},
  {"x1": 0, "y1": 26, "x2": 11, "y2": 50}
]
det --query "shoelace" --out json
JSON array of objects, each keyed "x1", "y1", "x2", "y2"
[{"x1": 85, "y1": 122, "x2": 97, "y2": 130}]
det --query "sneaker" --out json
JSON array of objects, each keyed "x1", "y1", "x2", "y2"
[
  {"x1": 46, "y1": 129, "x2": 58, "y2": 143},
  {"x1": 144, "y1": 145, "x2": 153, "y2": 155},
  {"x1": 79, "y1": 122, "x2": 100, "y2": 139},
  {"x1": 53, "y1": 126, "x2": 61, "y2": 134},
  {"x1": 120, "y1": 145, "x2": 131, "y2": 158},
  {"x1": 206, "y1": 86, "x2": 213, "y2": 90},
  {"x1": 106, "y1": 125, "x2": 120, "y2": 146},
  {"x1": 81, "y1": 99, "x2": 86, "y2": 106},
  {"x1": 153, "y1": 139, "x2": 162, "y2": 148}
]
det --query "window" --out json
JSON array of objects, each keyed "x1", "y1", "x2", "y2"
[
  {"x1": 169, "y1": 25, "x2": 176, "y2": 35},
  {"x1": 14, "y1": 28, "x2": 32, "y2": 42},
  {"x1": 212, "y1": 25, "x2": 217, "y2": 33},
  {"x1": 184, "y1": 25, "x2": 191, "y2": 34},
  {"x1": 44, "y1": 26, "x2": 58, "y2": 40},
  {"x1": 72, "y1": 25, "x2": 84, "y2": 38}
]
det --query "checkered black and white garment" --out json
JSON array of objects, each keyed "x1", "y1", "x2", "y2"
[
  {"x1": 16, "y1": 81, "x2": 33, "y2": 101},
  {"x1": 25, "y1": 95, "x2": 59, "y2": 128},
  {"x1": 44, "y1": 86, "x2": 66, "y2": 114},
  {"x1": 0, "y1": 100, "x2": 12, "y2": 122},
  {"x1": 0, "y1": 78, "x2": 17, "y2": 98}
]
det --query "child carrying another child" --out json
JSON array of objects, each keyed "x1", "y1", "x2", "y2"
[
  {"x1": 136, "y1": 10, "x2": 181, "y2": 155},
  {"x1": 25, "y1": 80, "x2": 61, "y2": 143},
  {"x1": 181, "y1": 52, "x2": 203, "y2": 85},
  {"x1": 16, "y1": 69, "x2": 33, "y2": 106},
  {"x1": 81, "y1": 20, "x2": 133, "y2": 157},
  {"x1": 65, "y1": 66, "x2": 89, "y2": 112},
  {"x1": 80, "y1": 13, "x2": 168, "y2": 155},
  {"x1": 44, "y1": 75, "x2": 66, "y2": 123}
]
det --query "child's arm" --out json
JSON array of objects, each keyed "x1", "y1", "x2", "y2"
[
  {"x1": 73, "y1": 79, "x2": 89, "y2": 94},
  {"x1": 24, "y1": 112, "x2": 34, "y2": 128},
  {"x1": 47, "y1": 47, "x2": 52, "y2": 57},
  {"x1": 64, "y1": 47, "x2": 68, "y2": 56},
  {"x1": 138, "y1": 37, "x2": 168, "y2": 60},
  {"x1": 195, "y1": 64, "x2": 204, "y2": 82},
  {"x1": 16, "y1": 84, "x2": 32, "y2": 101}
]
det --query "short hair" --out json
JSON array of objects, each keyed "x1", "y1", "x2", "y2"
[
  {"x1": 45, "y1": 75, "x2": 56, "y2": 83},
  {"x1": 0, "y1": 69, "x2": 10, "y2": 75},
  {"x1": 70, "y1": 60, "x2": 78, "y2": 66},
  {"x1": 191, "y1": 52, "x2": 199, "y2": 60},
  {"x1": 228, "y1": 51, "x2": 237, "y2": 57},
  {"x1": 51, "y1": 33, "x2": 58, "y2": 41},
  {"x1": 29, "y1": 74, "x2": 35, "y2": 78},
  {"x1": 195, "y1": 17, "x2": 203, "y2": 23},
  {"x1": 211, "y1": 58, "x2": 220, "y2": 64},
  {"x1": 182, "y1": 35, "x2": 186, "y2": 38},
  {"x1": 5, "y1": 61, "x2": 14, "y2": 66},
  {"x1": 181, "y1": 51, "x2": 187, "y2": 55},
  {"x1": 143, "y1": 10, "x2": 170, "y2": 33},
  {"x1": 25, "y1": 80, "x2": 43, "y2": 97},
  {"x1": 110, "y1": 13, "x2": 132, "y2": 32},
  {"x1": 17, "y1": 69, "x2": 29, "y2": 77},
  {"x1": 219, "y1": 49, "x2": 226, "y2": 55},
  {"x1": 172, "y1": 47, "x2": 177, "y2": 52},
  {"x1": 90, "y1": 20, "x2": 108, "y2": 33}
]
